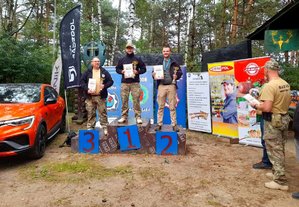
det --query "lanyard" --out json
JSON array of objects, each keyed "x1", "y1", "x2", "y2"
[{"x1": 163, "y1": 59, "x2": 170, "y2": 70}]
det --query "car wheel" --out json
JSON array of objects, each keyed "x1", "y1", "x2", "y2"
[
  {"x1": 29, "y1": 124, "x2": 47, "y2": 159},
  {"x1": 60, "y1": 112, "x2": 66, "y2": 133}
]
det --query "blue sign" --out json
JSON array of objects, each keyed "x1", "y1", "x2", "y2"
[
  {"x1": 154, "y1": 66, "x2": 187, "y2": 127},
  {"x1": 156, "y1": 131, "x2": 178, "y2": 155},
  {"x1": 117, "y1": 125, "x2": 141, "y2": 151},
  {"x1": 79, "y1": 130, "x2": 100, "y2": 154},
  {"x1": 104, "y1": 66, "x2": 154, "y2": 121}
]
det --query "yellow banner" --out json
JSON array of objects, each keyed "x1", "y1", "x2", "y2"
[{"x1": 208, "y1": 61, "x2": 238, "y2": 138}]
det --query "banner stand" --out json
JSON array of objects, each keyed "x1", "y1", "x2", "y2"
[{"x1": 64, "y1": 90, "x2": 71, "y2": 133}]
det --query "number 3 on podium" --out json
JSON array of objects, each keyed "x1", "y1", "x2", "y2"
[
  {"x1": 117, "y1": 125, "x2": 141, "y2": 151},
  {"x1": 156, "y1": 132, "x2": 178, "y2": 155},
  {"x1": 79, "y1": 130, "x2": 100, "y2": 154}
]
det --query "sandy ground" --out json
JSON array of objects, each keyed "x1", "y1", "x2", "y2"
[{"x1": 0, "y1": 123, "x2": 299, "y2": 207}]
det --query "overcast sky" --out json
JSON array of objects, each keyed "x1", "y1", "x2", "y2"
[{"x1": 112, "y1": 0, "x2": 129, "y2": 12}]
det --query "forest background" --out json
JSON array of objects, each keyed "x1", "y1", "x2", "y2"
[{"x1": 1, "y1": 0, "x2": 299, "y2": 99}]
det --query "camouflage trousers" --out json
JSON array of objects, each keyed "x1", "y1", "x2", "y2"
[
  {"x1": 264, "y1": 115, "x2": 291, "y2": 185},
  {"x1": 85, "y1": 96, "x2": 108, "y2": 129},
  {"x1": 157, "y1": 84, "x2": 177, "y2": 126},
  {"x1": 121, "y1": 83, "x2": 141, "y2": 119}
]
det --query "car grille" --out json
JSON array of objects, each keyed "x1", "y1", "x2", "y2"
[
  {"x1": 7, "y1": 135, "x2": 30, "y2": 146},
  {"x1": 0, "y1": 135, "x2": 30, "y2": 152},
  {"x1": 0, "y1": 143, "x2": 15, "y2": 152}
]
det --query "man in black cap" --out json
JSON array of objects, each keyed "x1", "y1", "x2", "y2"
[
  {"x1": 116, "y1": 42, "x2": 146, "y2": 124},
  {"x1": 221, "y1": 78, "x2": 237, "y2": 124}
]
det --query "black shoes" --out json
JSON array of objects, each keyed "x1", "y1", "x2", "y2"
[
  {"x1": 155, "y1": 125, "x2": 162, "y2": 131},
  {"x1": 292, "y1": 192, "x2": 299, "y2": 199},
  {"x1": 252, "y1": 161, "x2": 272, "y2": 169},
  {"x1": 173, "y1": 125, "x2": 179, "y2": 132},
  {"x1": 155, "y1": 125, "x2": 179, "y2": 132}
]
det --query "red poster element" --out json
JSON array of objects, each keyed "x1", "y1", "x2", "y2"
[
  {"x1": 234, "y1": 57, "x2": 270, "y2": 83},
  {"x1": 209, "y1": 65, "x2": 234, "y2": 72}
]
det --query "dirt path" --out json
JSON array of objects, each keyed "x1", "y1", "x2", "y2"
[{"x1": 0, "y1": 127, "x2": 299, "y2": 207}]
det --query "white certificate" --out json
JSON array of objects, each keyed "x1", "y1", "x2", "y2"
[
  {"x1": 88, "y1": 78, "x2": 96, "y2": 91},
  {"x1": 153, "y1": 65, "x2": 164, "y2": 79},
  {"x1": 243, "y1": 94, "x2": 260, "y2": 105},
  {"x1": 123, "y1": 64, "x2": 134, "y2": 78}
]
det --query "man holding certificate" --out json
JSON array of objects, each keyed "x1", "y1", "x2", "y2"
[
  {"x1": 153, "y1": 45, "x2": 182, "y2": 132},
  {"x1": 116, "y1": 42, "x2": 146, "y2": 124},
  {"x1": 81, "y1": 57, "x2": 114, "y2": 135},
  {"x1": 250, "y1": 59, "x2": 291, "y2": 191}
]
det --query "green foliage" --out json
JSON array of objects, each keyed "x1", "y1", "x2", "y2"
[
  {"x1": 21, "y1": 159, "x2": 133, "y2": 182},
  {"x1": 281, "y1": 64, "x2": 299, "y2": 90},
  {"x1": 0, "y1": 37, "x2": 52, "y2": 83}
]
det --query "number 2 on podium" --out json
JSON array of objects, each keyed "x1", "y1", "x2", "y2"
[{"x1": 156, "y1": 132, "x2": 178, "y2": 155}]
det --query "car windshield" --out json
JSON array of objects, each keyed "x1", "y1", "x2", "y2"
[{"x1": 0, "y1": 85, "x2": 41, "y2": 103}]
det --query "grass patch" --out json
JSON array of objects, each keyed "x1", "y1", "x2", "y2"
[
  {"x1": 207, "y1": 200, "x2": 225, "y2": 207},
  {"x1": 20, "y1": 158, "x2": 132, "y2": 183},
  {"x1": 51, "y1": 197, "x2": 72, "y2": 206},
  {"x1": 139, "y1": 167, "x2": 168, "y2": 180}
]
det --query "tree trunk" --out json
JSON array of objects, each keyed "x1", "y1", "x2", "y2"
[
  {"x1": 189, "y1": 0, "x2": 196, "y2": 68},
  {"x1": 111, "y1": 0, "x2": 122, "y2": 65},
  {"x1": 45, "y1": 0, "x2": 50, "y2": 43},
  {"x1": 149, "y1": 0, "x2": 155, "y2": 51},
  {"x1": 243, "y1": 0, "x2": 255, "y2": 29},
  {"x1": 177, "y1": 0, "x2": 181, "y2": 53},
  {"x1": 7, "y1": 0, "x2": 14, "y2": 34},
  {"x1": 0, "y1": 0, "x2": 3, "y2": 33},
  {"x1": 219, "y1": 0, "x2": 227, "y2": 47},
  {"x1": 184, "y1": 4, "x2": 192, "y2": 64},
  {"x1": 97, "y1": 0, "x2": 103, "y2": 41},
  {"x1": 285, "y1": 51, "x2": 289, "y2": 63},
  {"x1": 128, "y1": 0, "x2": 135, "y2": 41},
  {"x1": 230, "y1": 0, "x2": 239, "y2": 44}
]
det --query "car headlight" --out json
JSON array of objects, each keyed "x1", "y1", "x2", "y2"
[{"x1": 2, "y1": 116, "x2": 35, "y2": 130}]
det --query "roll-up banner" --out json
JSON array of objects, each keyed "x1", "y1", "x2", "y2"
[
  {"x1": 208, "y1": 61, "x2": 238, "y2": 138},
  {"x1": 234, "y1": 56, "x2": 270, "y2": 147},
  {"x1": 187, "y1": 72, "x2": 211, "y2": 133}
]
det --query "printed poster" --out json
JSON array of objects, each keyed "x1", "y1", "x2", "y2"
[
  {"x1": 234, "y1": 56, "x2": 270, "y2": 147},
  {"x1": 187, "y1": 72, "x2": 211, "y2": 133},
  {"x1": 208, "y1": 61, "x2": 238, "y2": 138}
]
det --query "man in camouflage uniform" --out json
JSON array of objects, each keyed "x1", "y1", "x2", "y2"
[
  {"x1": 81, "y1": 57, "x2": 114, "y2": 135},
  {"x1": 116, "y1": 42, "x2": 146, "y2": 124},
  {"x1": 292, "y1": 101, "x2": 299, "y2": 199},
  {"x1": 251, "y1": 59, "x2": 291, "y2": 191}
]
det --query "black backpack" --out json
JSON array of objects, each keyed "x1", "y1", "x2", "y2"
[{"x1": 59, "y1": 131, "x2": 77, "y2": 147}]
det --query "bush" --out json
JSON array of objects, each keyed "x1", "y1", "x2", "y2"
[{"x1": 281, "y1": 64, "x2": 299, "y2": 90}]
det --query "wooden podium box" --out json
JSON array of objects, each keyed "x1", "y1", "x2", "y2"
[{"x1": 71, "y1": 118, "x2": 186, "y2": 155}]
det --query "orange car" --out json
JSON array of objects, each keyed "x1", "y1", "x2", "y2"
[{"x1": 0, "y1": 83, "x2": 66, "y2": 159}]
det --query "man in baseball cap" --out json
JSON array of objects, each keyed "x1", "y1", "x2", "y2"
[
  {"x1": 125, "y1": 42, "x2": 134, "y2": 48},
  {"x1": 220, "y1": 78, "x2": 237, "y2": 124},
  {"x1": 115, "y1": 41, "x2": 146, "y2": 124},
  {"x1": 221, "y1": 79, "x2": 234, "y2": 85},
  {"x1": 250, "y1": 58, "x2": 291, "y2": 191},
  {"x1": 264, "y1": 58, "x2": 280, "y2": 70}
]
